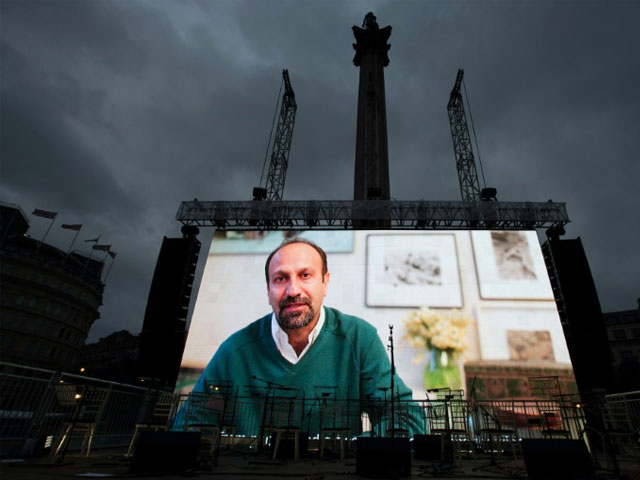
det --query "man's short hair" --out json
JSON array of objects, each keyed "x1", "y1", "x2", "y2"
[{"x1": 264, "y1": 237, "x2": 328, "y2": 284}]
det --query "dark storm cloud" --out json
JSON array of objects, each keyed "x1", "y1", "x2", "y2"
[
  {"x1": 1, "y1": 43, "x2": 139, "y2": 218},
  {"x1": 1, "y1": 0, "x2": 638, "y2": 340}
]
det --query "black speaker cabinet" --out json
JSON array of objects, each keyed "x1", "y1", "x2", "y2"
[
  {"x1": 356, "y1": 437, "x2": 411, "y2": 477},
  {"x1": 412, "y1": 434, "x2": 442, "y2": 461},
  {"x1": 268, "y1": 433, "x2": 309, "y2": 459},
  {"x1": 521, "y1": 439, "x2": 594, "y2": 480},
  {"x1": 131, "y1": 431, "x2": 202, "y2": 474}
]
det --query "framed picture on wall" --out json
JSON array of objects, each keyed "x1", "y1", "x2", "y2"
[
  {"x1": 475, "y1": 306, "x2": 570, "y2": 364},
  {"x1": 366, "y1": 233, "x2": 463, "y2": 307},
  {"x1": 209, "y1": 230, "x2": 354, "y2": 254},
  {"x1": 471, "y1": 230, "x2": 554, "y2": 300}
]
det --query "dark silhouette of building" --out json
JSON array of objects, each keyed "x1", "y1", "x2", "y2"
[
  {"x1": 0, "y1": 202, "x2": 104, "y2": 372},
  {"x1": 138, "y1": 226, "x2": 200, "y2": 388},
  {"x1": 603, "y1": 300, "x2": 640, "y2": 393},
  {"x1": 77, "y1": 330, "x2": 140, "y2": 384}
]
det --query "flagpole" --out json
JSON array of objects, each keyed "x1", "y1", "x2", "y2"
[
  {"x1": 104, "y1": 254, "x2": 116, "y2": 284},
  {"x1": 86, "y1": 242, "x2": 111, "y2": 274},
  {"x1": 83, "y1": 247, "x2": 95, "y2": 270},
  {"x1": 82, "y1": 236, "x2": 100, "y2": 270},
  {"x1": 38, "y1": 216, "x2": 57, "y2": 251},
  {"x1": 100, "y1": 250, "x2": 109, "y2": 284},
  {"x1": 66, "y1": 228, "x2": 81, "y2": 255}
]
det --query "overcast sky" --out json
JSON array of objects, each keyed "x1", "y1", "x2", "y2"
[{"x1": 2, "y1": 0, "x2": 638, "y2": 342}]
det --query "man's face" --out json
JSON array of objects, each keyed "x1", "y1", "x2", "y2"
[{"x1": 267, "y1": 243, "x2": 330, "y2": 330}]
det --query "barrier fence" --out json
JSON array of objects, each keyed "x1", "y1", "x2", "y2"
[
  {"x1": 1, "y1": 362, "x2": 638, "y2": 462},
  {"x1": 0, "y1": 362, "x2": 148, "y2": 454}
]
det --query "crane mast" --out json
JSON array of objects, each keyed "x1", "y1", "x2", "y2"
[
  {"x1": 263, "y1": 69, "x2": 297, "y2": 201},
  {"x1": 448, "y1": 69, "x2": 482, "y2": 202}
]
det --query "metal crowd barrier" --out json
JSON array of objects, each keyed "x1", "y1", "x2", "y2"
[
  {"x1": 604, "y1": 390, "x2": 640, "y2": 430},
  {"x1": 2, "y1": 362, "x2": 638, "y2": 462},
  {"x1": 600, "y1": 390, "x2": 640, "y2": 460},
  {"x1": 0, "y1": 362, "x2": 149, "y2": 455},
  {"x1": 170, "y1": 394, "x2": 589, "y2": 445}
]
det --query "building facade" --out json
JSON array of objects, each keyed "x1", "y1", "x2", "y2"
[
  {"x1": 78, "y1": 330, "x2": 140, "y2": 384},
  {"x1": 603, "y1": 300, "x2": 640, "y2": 392},
  {"x1": 0, "y1": 203, "x2": 104, "y2": 372}
]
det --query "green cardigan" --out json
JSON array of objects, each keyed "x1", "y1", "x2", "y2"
[{"x1": 174, "y1": 307, "x2": 424, "y2": 436}]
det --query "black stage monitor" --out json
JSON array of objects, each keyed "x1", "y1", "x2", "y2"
[
  {"x1": 521, "y1": 438, "x2": 594, "y2": 480},
  {"x1": 356, "y1": 437, "x2": 411, "y2": 477},
  {"x1": 131, "y1": 431, "x2": 201, "y2": 475}
]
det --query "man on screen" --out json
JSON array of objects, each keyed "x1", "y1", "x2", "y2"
[{"x1": 174, "y1": 237, "x2": 422, "y2": 436}]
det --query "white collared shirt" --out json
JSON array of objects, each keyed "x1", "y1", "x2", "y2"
[{"x1": 271, "y1": 307, "x2": 325, "y2": 364}]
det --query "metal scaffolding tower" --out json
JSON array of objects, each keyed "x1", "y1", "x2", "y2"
[
  {"x1": 448, "y1": 69, "x2": 482, "y2": 202},
  {"x1": 263, "y1": 69, "x2": 297, "y2": 201}
]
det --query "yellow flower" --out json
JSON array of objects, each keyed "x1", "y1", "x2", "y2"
[{"x1": 403, "y1": 307, "x2": 472, "y2": 353}]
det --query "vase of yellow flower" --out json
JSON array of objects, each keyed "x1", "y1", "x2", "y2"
[{"x1": 404, "y1": 307, "x2": 471, "y2": 391}]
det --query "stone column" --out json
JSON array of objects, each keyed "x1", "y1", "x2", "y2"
[{"x1": 352, "y1": 13, "x2": 392, "y2": 201}]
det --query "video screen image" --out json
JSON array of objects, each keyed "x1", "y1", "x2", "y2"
[{"x1": 176, "y1": 230, "x2": 576, "y2": 400}]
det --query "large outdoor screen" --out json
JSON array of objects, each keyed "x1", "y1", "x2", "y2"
[{"x1": 176, "y1": 230, "x2": 576, "y2": 400}]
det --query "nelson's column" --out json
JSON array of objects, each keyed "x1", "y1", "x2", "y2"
[{"x1": 353, "y1": 12, "x2": 392, "y2": 201}]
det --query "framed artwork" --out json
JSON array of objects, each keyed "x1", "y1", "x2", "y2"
[
  {"x1": 475, "y1": 306, "x2": 571, "y2": 363},
  {"x1": 366, "y1": 233, "x2": 462, "y2": 307},
  {"x1": 210, "y1": 230, "x2": 354, "y2": 254},
  {"x1": 471, "y1": 230, "x2": 554, "y2": 300},
  {"x1": 507, "y1": 330, "x2": 555, "y2": 361}
]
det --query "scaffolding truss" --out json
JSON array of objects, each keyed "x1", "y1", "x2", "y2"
[{"x1": 176, "y1": 199, "x2": 569, "y2": 230}]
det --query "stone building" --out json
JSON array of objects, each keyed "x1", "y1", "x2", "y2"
[
  {"x1": 603, "y1": 300, "x2": 640, "y2": 392},
  {"x1": 0, "y1": 202, "x2": 104, "y2": 372},
  {"x1": 77, "y1": 330, "x2": 140, "y2": 384}
]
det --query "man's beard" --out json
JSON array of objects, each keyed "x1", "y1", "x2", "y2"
[{"x1": 277, "y1": 296, "x2": 316, "y2": 330}]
